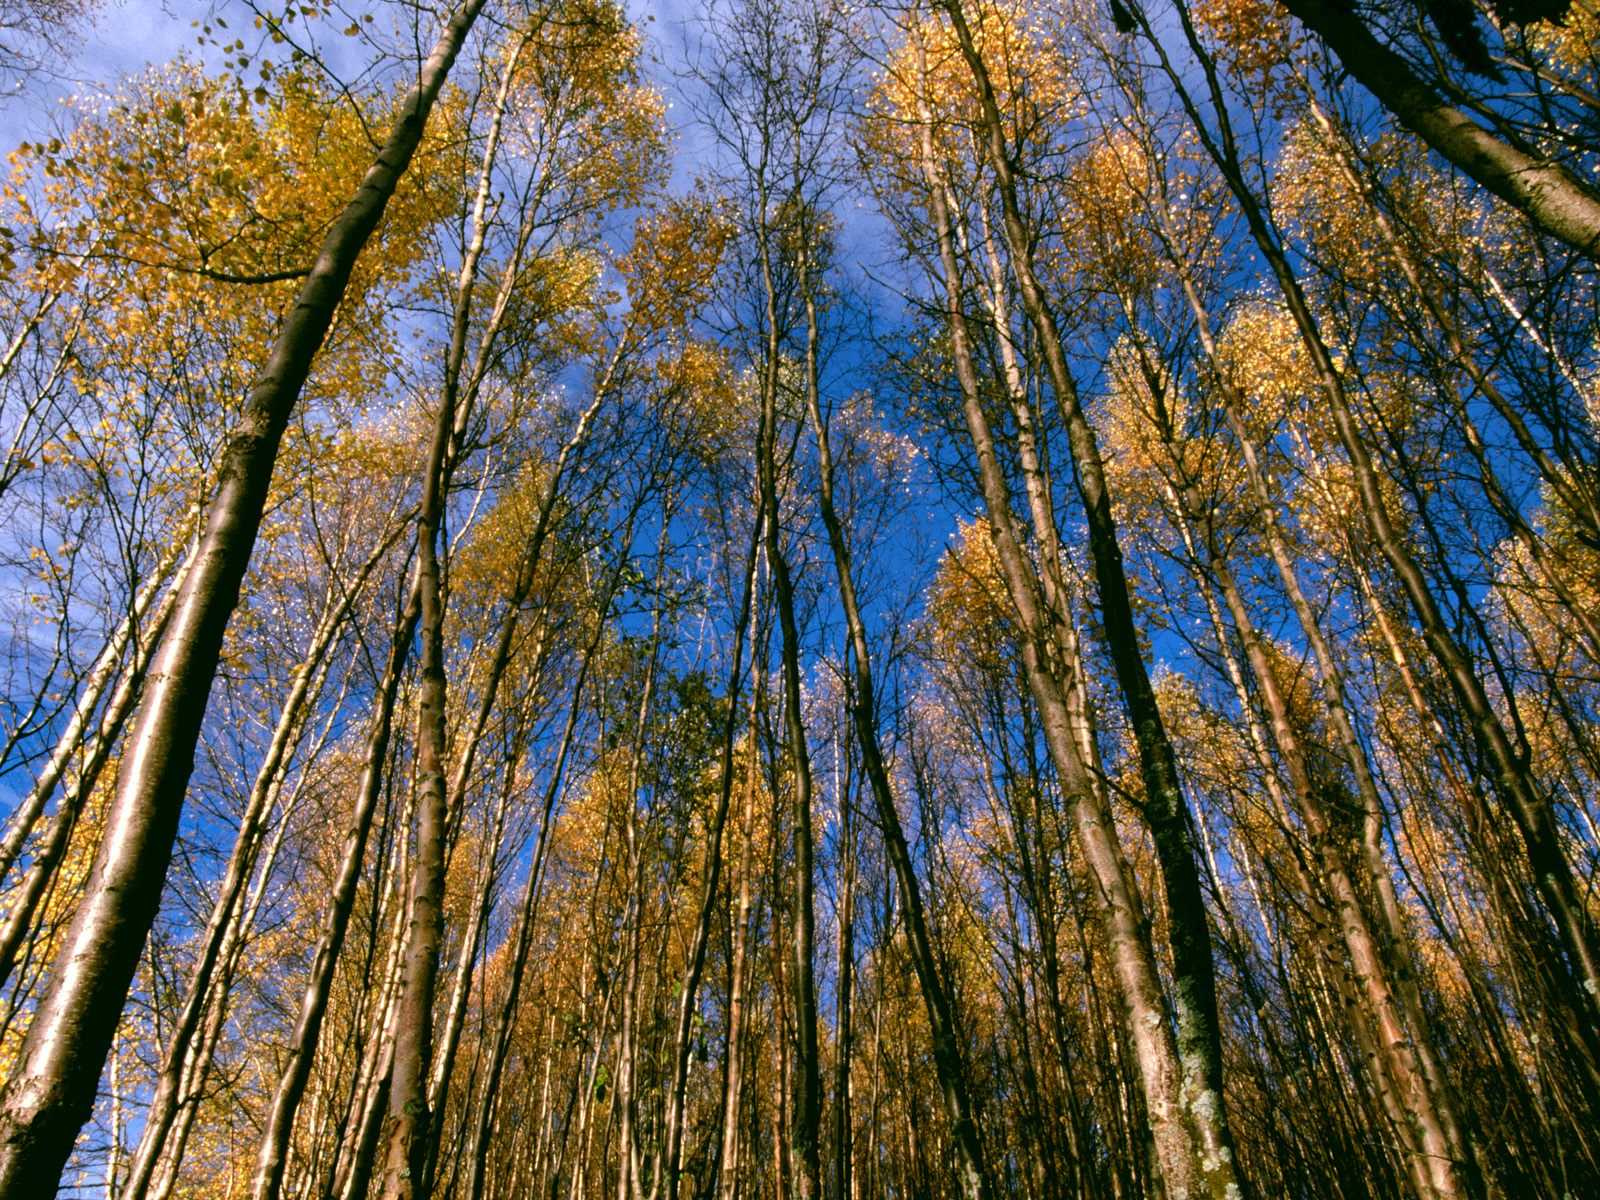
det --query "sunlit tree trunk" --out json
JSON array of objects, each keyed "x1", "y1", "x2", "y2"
[
  {"x1": 934, "y1": 12, "x2": 1243, "y2": 1195},
  {"x1": 751, "y1": 190, "x2": 823, "y2": 1200},
  {"x1": 0, "y1": 4, "x2": 488, "y2": 1187},
  {"x1": 716, "y1": 647, "x2": 764, "y2": 1200},
  {"x1": 913, "y1": 55, "x2": 1231, "y2": 1198},
  {"x1": 831, "y1": 739, "x2": 856, "y2": 1200},
  {"x1": 1269, "y1": 0, "x2": 1600, "y2": 260}
]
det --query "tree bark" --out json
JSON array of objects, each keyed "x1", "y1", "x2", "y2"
[
  {"x1": 935, "y1": 6, "x2": 1244, "y2": 1194},
  {"x1": 795, "y1": 189, "x2": 992, "y2": 1199},
  {"x1": 249, "y1": 577, "x2": 421, "y2": 1200},
  {"x1": 752, "y1": 191, "x2": 823, "y2": 1200},
  {"x1": 0, "y1": 2, "x2": 487, "y2": 1187},
  {"x1": 1160, "y1": 4, "x2": 1600, "y2": 1054},
  {"x1": 1272, "y1": 0, "x2": 1600, "y2": 260},
  {"x1": 913, "y1": 54, "x2": 1231, "y2": 1198}
]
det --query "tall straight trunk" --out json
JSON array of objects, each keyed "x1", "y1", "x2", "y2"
[
  {"x1": 1266, "y1": 0, "x2": 1600, "y2": 260},
  {"x1": 614, "y1": 865, "x2": 643, "y2": 1200},
  {"x1": 249, "y1": 576, "x2": 421, "y2": 1200},
  {"x1": 831, "y1": 752, "x2": 855, "y2": 1200},
  {"x1": 715, "y1": 689, "x2": 761, "y2": 1200},
  {"x1": 416, "y1": 726, "x2": 522, "y2": 1198},
  {"x1": 657, "y1": 501, "x2": 764, "y2": 1200},
  {"x1": 793, "y1": 201, "x2": 991, "y2": 1199},
  {"x1": 912, "y1": 65, "x2": 1228, "y2": 1200},
  {"x1": 615, "y1": 592, "x2": 665, "y2": 1200},
  {"x1": 0, "y1": 4, "x2": 486, "y2": 1188},
  {"x1": 376, "y1": 521, "x2": 452, "y2": 1200},
  {"x1": 770, "y1": 886, "x2": 794, "y2": 1200},
  {"x1": 1008, "y1": 766, "x2": 1094, "y2": 1200},
  {"x1": 752, "y1": 200, "x2": 822, "y2": 1200},
  {"x1": 415, "y1": 374, "x2": 628, "y2": 1159},
  {"x1": 375, "y1": 40, "x2": 537, "y2": 1185},
  {"x1": 568, "y1": 938, "x2": 620, "y2": 1200},
  {"x1": 377, "y1": 475, "x2": 457, "y2": 1200},
  {"x1": 863, "y1": 881, "x2": 887, "y2": 1200},
  {"x1": 935, "y1": 6, "x2": 1242, "y2": 1194}
]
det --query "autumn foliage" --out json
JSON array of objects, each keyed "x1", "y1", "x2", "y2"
[{"x1": 0, "y1": 0, "x2": 1596, "y2": 1197}]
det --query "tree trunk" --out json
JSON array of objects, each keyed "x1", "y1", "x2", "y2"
[
  {"x1": 913, "y1": 57, "x2": 1227, "y2": 1199},
  {"x1": 0, "y1": 4, "x2": 487, "y2": 1188},
  {"x1": 1162, "y1": 8, "x2": 1600, "y2": 1055},
  {"x1": 715, "y1": 661, "x2": 762, "y2": 1200},
  {"x1": 249, "y1": 577, "x2": 421, "y2": 1200},
  {"x1": 795, "y1": 191, "x2": 992, "y2": 1199},
  {"x1": 1272, "y1": 0, "x2": 1600, "y2": 260},
  {"x1": 656, "y1": 498, "x2": 764, "y2": 1200},
  {"x1": 934, "y1": 7, "x2": 1244, "y2": 1194},
  {"x1": 752, "y1": 194, "x2": 823, "y2": 1200}
]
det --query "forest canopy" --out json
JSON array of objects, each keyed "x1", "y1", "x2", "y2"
[{"x1": 0, "y1": 0, "x2": 1596, "y2": 1197}]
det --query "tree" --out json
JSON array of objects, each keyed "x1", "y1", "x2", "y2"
[{"x1": 0, "y1": 1, "x2": 490, "y2": 1188}]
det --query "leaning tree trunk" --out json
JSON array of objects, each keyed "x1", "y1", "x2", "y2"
[
  {"x1": 0, "y1": 3, "x2": 488, "y2": 1190},
  {"x1": 914, "y1": 65, "x2": 1232, "y2": 1200},
  {"x1": 1160, "y1": 5, "x2": 1600, "y2": 1056},
  {"x1": 1262, "y1": 0, "x2": 1600, "y2": 261}
]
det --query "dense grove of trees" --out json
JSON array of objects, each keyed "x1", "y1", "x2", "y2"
[{"x1": 0, "y1": 0, "x2": 1596, "y2": 1195}]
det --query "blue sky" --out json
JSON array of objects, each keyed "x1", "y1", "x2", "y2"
[
  {"x1": 5, "y1": 0, "x2": 184, "y2": 139},
  {"x1": 5, "y1": 0, "x2": 715, "y2": 144}
]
